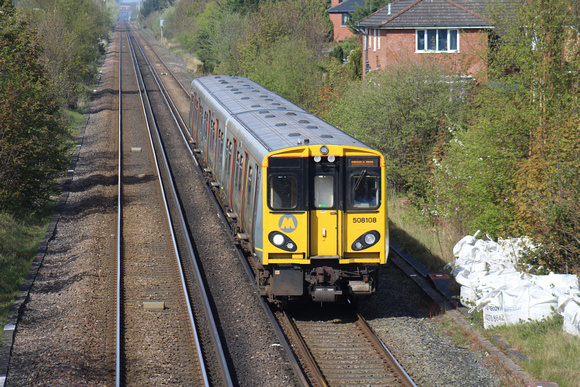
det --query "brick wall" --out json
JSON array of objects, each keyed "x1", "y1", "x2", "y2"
[{"x1": 362, "y1": 28, "x2": 489, "y2": 79}]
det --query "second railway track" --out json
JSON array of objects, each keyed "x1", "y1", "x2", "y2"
[{"x1": 114, "y1": 24, "x2": 231, "y2": 386}]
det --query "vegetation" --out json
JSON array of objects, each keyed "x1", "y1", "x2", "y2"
[
  {"x1": 0, "y1": 211, "x2": 53, "y2": 338},
  {"x1": 0, "y1": 0, "x2": 69, "y2": 212},
  {"x1": 488, "y1": 316, "x2": 580, "y2": 386},
  {"x1": 432, "y1": 0, "x2": 580, "y2": 272},
  {"x1": 0, "y1": 0, "x2": 114, "y2": 343}
]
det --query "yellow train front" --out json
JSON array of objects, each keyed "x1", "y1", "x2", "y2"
[{"x1": 189, "y1": 75, "x2": 388, "y2": 303}]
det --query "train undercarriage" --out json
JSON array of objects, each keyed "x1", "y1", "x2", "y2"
[{"x1": 256, "y1": 262, "x2": 380, "y2": 303}]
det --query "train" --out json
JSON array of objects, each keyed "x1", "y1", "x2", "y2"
[{"x1": 188, "y1": 75, "x2": 388, "y2": 303}]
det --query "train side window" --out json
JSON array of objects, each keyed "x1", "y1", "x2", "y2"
[
  {"x1": 269, "y1": 175, "x2": 298, "y2": 210},
  {"x1": 313, "y1": 175, "x2": 334, "y2": 208}
]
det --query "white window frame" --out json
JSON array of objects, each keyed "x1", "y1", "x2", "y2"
[
  {"x1": 415, "y1": 29, "x2": 460, "y2": 53},
  {"x1": 341, "y1": 13, "x2": 350, "y2": 26}
]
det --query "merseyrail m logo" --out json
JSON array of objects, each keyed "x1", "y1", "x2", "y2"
[{"x1": 279, "y1": 214, "x2": 297, "y2": 233}]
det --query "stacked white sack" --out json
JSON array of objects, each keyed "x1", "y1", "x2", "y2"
[{"x1": 450, "y1": 232, "x2": 580, "y2": 334}]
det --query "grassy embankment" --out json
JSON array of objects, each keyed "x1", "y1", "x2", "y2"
[
  {"x1": 388, "y1": 191, "x2": 580, "y2": 386},
  {"x1": 0, "y1": 107, "x2": 85, "y2": 345}
]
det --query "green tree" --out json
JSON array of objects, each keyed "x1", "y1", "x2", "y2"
[
  {"x1": 141, "y1": 0, "x2": 173, "y2": 19},
  {"x1": 433, "y1": 0, "x2": 580, "y2": 271},
  {"x1": 17, "y1": 0, "x2": 114, "y2": 106},
  {"x1": 237, "y1": 0, "x2": 331, "y2": 107},
  {"x1": 0, "y1": 0, "x2": 69, "y2": 212}
]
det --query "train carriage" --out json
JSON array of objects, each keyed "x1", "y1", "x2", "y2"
[{"x1": 189, "y1": 75, "x2": 388, "y2": 303}]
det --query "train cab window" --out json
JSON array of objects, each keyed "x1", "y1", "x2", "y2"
[
  {"x1": 313, "y1": 175, "x2": 334, "y2": 208},
  {"x1": 347, "y1": 157, "x2": 381, "y2": 210},
  {"x1": 269, "y1": 175, "x2": 298, "y2": 210},
  {"x1": 350, "y1": 172, "x2": 379, "y2": 209},
  {"x1": 267, "y1": 157, "x2": 304, "y2": 211}
]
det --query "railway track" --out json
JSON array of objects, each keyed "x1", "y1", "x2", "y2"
[
  {"x1": 276, "y1": 305, "x2": 416, "y2": 387},
  {"x1": 113, "y1": 24, "x2": 231, "y2": 385}
]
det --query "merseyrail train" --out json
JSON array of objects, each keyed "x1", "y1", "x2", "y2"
[{"x1": 188, "y1": 75, "x2": 388, "y2": 303}]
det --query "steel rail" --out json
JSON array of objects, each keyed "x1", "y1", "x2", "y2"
[
  {"x1": 355, "y1": 312, "x2": 417, "y2": 387},
  {"x1": 127, "y1": 27, "x2": 234, "y2": 386},
  {"x1": 115, "y1": 26, "x2": 123, "y2": 387},
  {"x1": 115, "y1": 25, "x2": 210, "y2": 386},
  {"x1": 130, "y1": 27, "x2": 193, "y2": 143}
]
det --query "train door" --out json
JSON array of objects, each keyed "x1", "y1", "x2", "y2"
[
  {"x1": 196, "y1": 103, "x2": 204, "y2": 145},
  {"x1": 190, "y1": 94, "x2": 198, "y2": 139},
  {"x1": 231, "y1": 141, "x2": 244, "y2": 215},
  {"x1": 208, "y1": 116, "x2": 217, "y2": 169},
  {"x1": 242, "y1": 159, "x2": 258, "y2": 238},
  {"x1": 215, "y1": 124, "x2": 225, "y2": 183},
  {"x1": 223, "y1": 138, "x2": 233, "y2": 196},
  {"x1": 309, "y1": 159, "x2": 340, "y2": 257}
]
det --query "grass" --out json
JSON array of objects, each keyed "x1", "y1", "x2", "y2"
[
  {"x1": 0, "y1": 210, "x2": 53, "y2": 344},
  {"x1": 388, "y1": 191, "x2": 580, "y2": 386},
  {"x1": 388, "y1": 191, "x2": 461, "y2": 272},
  {"x1": 488, "y1": 316, "x2": 580, "y2": 386}
]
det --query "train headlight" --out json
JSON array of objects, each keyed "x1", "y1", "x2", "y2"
[
  {"x1": 272, "y1": 233, "x2": 285, "y2": 246},
  {"x1": 320, "y1": 145, "x2": 329, "y2": 155},
  {"x1": 268, "y1": 232, "x2": 298, "y2": 252},
  {"x1": 351, "y1": 231, "x2": 380, "y2": 251},
  {"x1": 364, "y1": 233, "x2": 376, "y2": 245}
]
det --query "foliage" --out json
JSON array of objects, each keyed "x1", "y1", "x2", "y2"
[
  {"x1": 141, "y1": 0, "x2": 173, "y2": 19},
  {"x1": 16, "y1": 0, "x2": 115, "y2": 107},
  {"x1": 0, "y1": 1, "x2": 70, "y2": 212},
  {"x1": 235, "y1": 0, "x2": 332, "y2": 107},
  {"x1": 244, "y1": 36, "x2": 324, "y2": 110},
  {"x1": 0, "y1": 211, "x2": 50, "y2": 345},
  {"x1": 431, "y1": 80, "x2": 531, "y2": 236},
  {"x1": 432, "y1": 0, "x2": 580, "y2": 271},
  {"x1": 489, "y1": 315, "x2": 580, "y2": 386},
  {"x1": 329, "y1": 36, "x2": 362, "y2": 80},
  {"x1": 194, "y1": 3, "x2": 248, "y2": 74}
]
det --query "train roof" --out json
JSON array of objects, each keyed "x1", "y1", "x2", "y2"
[{"x1": 191, "y1": 75, "x2": 371, "y2": 153}]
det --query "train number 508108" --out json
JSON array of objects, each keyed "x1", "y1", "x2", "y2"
[{"x1": 353, "y1": 217, "x2": 377, "y2": 224}]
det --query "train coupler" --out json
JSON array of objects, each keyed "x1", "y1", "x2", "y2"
[{"x1": 311, "y1": 286, "x2": 343, "y2": 302}]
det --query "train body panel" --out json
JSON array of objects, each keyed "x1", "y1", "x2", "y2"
[{"x1": 190, "y1": 75, "x2": 388, "y2": 302}]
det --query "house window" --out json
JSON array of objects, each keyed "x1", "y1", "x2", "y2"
[
  {"x1": 416, "y1": 29, "x2": 459, "y2": 52},
  {"x1": 341, "y1": 13, "x2": 350, "y2": 26}
]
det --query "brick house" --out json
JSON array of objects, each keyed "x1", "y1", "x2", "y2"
[
  {"x1": 327, "y1": 0, "x2": 366, "y2": 42},
  {"x1": 356, "y1": 0, "x2": 497, "y2": 79}
]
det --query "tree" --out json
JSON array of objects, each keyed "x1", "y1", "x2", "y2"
[
  {"x1": 16, "y1": 0, "x2": 114, "y2": 106},
  {"x1": 432, "y1": 0, "x2": 580, "y2": 272},
  {"x1": 0, "y1": 1, "x2": 69, "y2": 212},
  {"x1": 236, "y1": 0, "x2": 331, "y2": 107}
]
